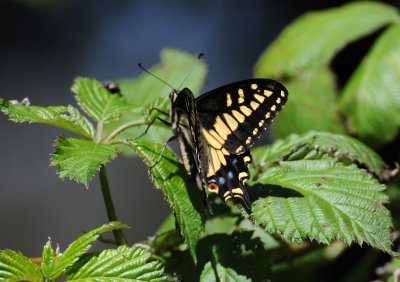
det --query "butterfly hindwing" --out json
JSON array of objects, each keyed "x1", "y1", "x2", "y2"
[{"x1": 196, "y1": 79, "x2": 288, "y2": 154}]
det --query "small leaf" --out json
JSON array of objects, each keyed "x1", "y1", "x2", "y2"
[
  {"x1": 50, "y1": 222, "x2": 128, "y2": 279},
  {"x1": 51, "y1": 137, "x2": 118, "y2": 187},
  {"x1": 0, "y1": 249, "x2": 42, "y2": 281},
  {"x1": 249, "y1": 158, "x2": 394, "y2": 254},
  {"x1": 339, "y1": 24, "x2": 400, "y2": 146},
  {"x1": 253, "y1": 131, "x2": 388, "y2": 180},
  {"x1": 119, "y1": 48, "x2": 208, "y2": 108},
  {"x1": 200, "y1": 262, "x2": 250, "y2": 282},
  {"x1": 72, "y1": 77, "x2": 130, "y2": 123},
  {"x1": 130, "y1": 140, "x2": 204, "y2": 263},
  {"x1": 271, "y1": 68, "x2": 345, "y2": 138},
  {"x1": 41, "y1": 239, "x2": 56, "y2": 278},
  {"x1": 255, "y1": 2, "x2": 399, "y2": 78},
  {"x1": 0, "y1": 98, "x2": 94, "y2": 139},
  {"x1": 67, "y1": 245, "x2": 168, "y2": 281}
]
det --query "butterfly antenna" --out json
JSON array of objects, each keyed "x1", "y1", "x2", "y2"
[
  {"x1": 137, "y1": 63, "x2": 176, "y2": 90},
  {"x1": 177, "y1": 52, "x2": 204, "y2": 90}
]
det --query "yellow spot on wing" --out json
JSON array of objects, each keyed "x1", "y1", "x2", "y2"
[
  {"x1": 259, "y1": 120, "x2": 265, "y2": 127},
  {"x1": 236, "y1": 145, "x2": 243, "y2": 154},
  {"x1": 253, "y1": 128, "x2": 258, "y2": 135},
  {"x1": 202, "y1": 128, "x2": 222, "y2": 149},
  {"x1": 246, "y1": 136, "x2": 252, "y2": 145},
  {"x1": 214, "y1": 116, "x2": 231, "y2": 140},
  {"x1": 254, "y1": 94, "x2": 265, "y2": 103},
  {"x1": 210, "y1": 148, "x2": 221, "y2": 175},
  {"x1": 265, "y1": 112, "x2": 271, "y2": 119},
  {"x1": 216, "y1": 149, "x2": 227, "y2": 166},
  {"x1": 239, "y1": 172, "x2": 248, "y2": 180},
  {"x1": 280, "y1": 90, "x2": 286, "y2": 97},
  {"x1": 227, "y1": 93, "x2": 232, "y2": 107},
  {"x1": 223, "y1": 191, "x2": 230, "y2": 197},
  {"x1": 221, "y1": 148, "x2": 229, "y2": 155},
  {"x1": 232, "y1": 187, "x2": 244, "y2": 194},
  {"x1": 238, "y1": 89, "x2": 244, "y2": 103},
  {"x1": 276, "y1": 97, "x2": 281, "y2": 104},
  {"x1": 251, "y1": 83, "x2": 258, "y2": 90},
  {"x1": 223, "y1": 113, "x2": 239, "y2": 132},
  {"x1": 232, "y1": 110, "x2": 245, "y2": 123},
  {"x1": 210, "y1": 129, "x2": 225, "y2": 144},
  {"x1": 250, "y1": 101, "x2": 260, "y2": 110},
  {"x1": 271, "y1": 105, "x2": 276, "y2": 111},
  {"x1": 243, "y1": 156, "x2": 251, "y2": 163},
  {"x1": 264, "y1": 90, "x2": 273, "y2": 97},
  {"x1": 240, "y1": 105, "x2": 252, "y2": 116}
]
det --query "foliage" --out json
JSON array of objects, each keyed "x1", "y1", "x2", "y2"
[{"x1": 1, "y1": 2, "x2": 400, "y2": 281}]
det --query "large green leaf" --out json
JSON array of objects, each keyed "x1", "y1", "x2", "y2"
[
  {"x1": 0, "y1": 250, "x2": 43, "y2": 281},
  {"x1": 130, "y1": 140, "x2": 204, "y2": 263},
  {"x1": 119, "y1": 48, "x2": 208, "y2": 107},
  {"x1": 51, "y1": 137, "x2": 118, "y2": 187},
  {"x1": 67, "y1": 246, "x2": 168, "y2": 282},
  {"x1": 253, "y1": 131, "x2": 388, "y2": 180},
  {"x1": 0, "y1": 98, "x2": 94, "y2": 139},
  {"x1": 248, "y1": 153, "x2": 393, "y2": 253},
  {"x1": 339, "y1": 24, "x2": 400, "y2": 146},
  {"x1": 50, "y1": 222, "x2": 128, "y2": 279},
  {"x1": 255, "y1": 2, "x2": 399, "y2": 78},
  {"x1": 271, "y1": 68, "x2": 345, "y2": 138},
  {"x1": 72, "y1": 77, "x2": 130, "y2": 123}
]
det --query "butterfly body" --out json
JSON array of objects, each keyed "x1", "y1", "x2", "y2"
[{"x1": 169, "y1": 79, "x2": 288, "y2": 211}]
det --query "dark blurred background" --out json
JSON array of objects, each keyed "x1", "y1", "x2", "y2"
[{"x1": 1, "y1": 0, "x2": 396, "y2": 257}]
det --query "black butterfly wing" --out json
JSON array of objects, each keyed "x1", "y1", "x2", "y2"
[{"x1": 196, "y1": 79, "x2": 288, "y2": 155}]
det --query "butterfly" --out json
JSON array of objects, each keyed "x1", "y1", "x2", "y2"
[{"x1": 169, "y1": 79, "x2": 288, "y2": 213}]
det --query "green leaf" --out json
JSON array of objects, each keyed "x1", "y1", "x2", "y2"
[
  {"x1": 41, "y1": 240, "x2": 56, "y2": 278},
  {"x1": 72, "y1": 77, "x2": 130, "y2": 123},
  {"x1": 339, "y1": 24, "x2": 400, "y2": 146},
  {"x1": 51, "y1": 136, "x2": 118, "y2": 186},
  {"x1": 255, "y1": 2, "x2": 399, "y2": 78},
  {"x1": 0, "y1": 98, "x2": 94, "y2": 139},
  {"x1": 67, "y1": 245, "x2": 168, "y2": 281},
  {"x1": 249, "y1": 157, "x2": 394, "y2": 254},
  {"x1": 130, "y1": 140, "x2": 204, "y2": 263},
  {"x1": 253, "y1": 131, "x2": 388, "y2": 180},
  {"x1": 200, "y1": 262, "x2": 250, "y2": 282},
  {"x1": 50, "y1": 222, "x2": 128, "y2": 279},
  {"x1": 271, "y1": 68, "x2": 345, "y2": 138},
  {"x1": 119, "y1": 48, "x2": 208, "y2": 108},
  {"x1": 0, "y1": 250, "x2": 42, "y2": 281}
]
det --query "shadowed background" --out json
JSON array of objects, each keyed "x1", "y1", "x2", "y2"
[{"x1": 0, "y1": 0, "x2": 377, "y2": 256}]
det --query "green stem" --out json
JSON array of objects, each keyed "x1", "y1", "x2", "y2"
[
  {"x1": 102, "y1": 119, "x2": 147, "y2": 144},
  {"x1": 99, "y1": 164, "x2": 128, "y2": 246}
]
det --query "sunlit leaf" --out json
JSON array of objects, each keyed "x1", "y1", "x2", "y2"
[
  {"x1": 130, "y1": 140, "x2": 204, "y2": 263},
  {"x1": 0, "y1": 250, "x2": 42, "y2": 281},
  {"x1": 0, "y1": 98, "x2": 94, "y2": 139},
  {"x1": 339, "y1": 24, "x2": 400, "y2": 146},
  {"x1": 255, "y1": 2, "x2": 399, "y2": 78},
  {"x1": 51, "y1": 137, "x2": 118, "y2": 187}
]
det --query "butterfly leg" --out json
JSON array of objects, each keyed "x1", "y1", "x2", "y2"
[
  {"x1": 135, "y1": 116, "x2": 171, "y2": 140},
  {"x1": 149, "y1": 135, "x2": 177, "y2": 168}
]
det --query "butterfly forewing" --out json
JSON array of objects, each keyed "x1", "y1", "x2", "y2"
[{"x1": 196, "y1": 79, "x2": 288, "y2": 155}]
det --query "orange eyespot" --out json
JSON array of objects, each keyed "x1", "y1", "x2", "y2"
[{"x1": 207, "y1": 182, "x2": 219, "y2": 192}]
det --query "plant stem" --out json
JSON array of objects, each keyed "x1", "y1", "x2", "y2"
[
  {"x1": 99, "y1": 164, "x2": 128, "y2": 246},
  {"x1": 102, "y1": 119, "x2": 147, "y2": 144}
]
